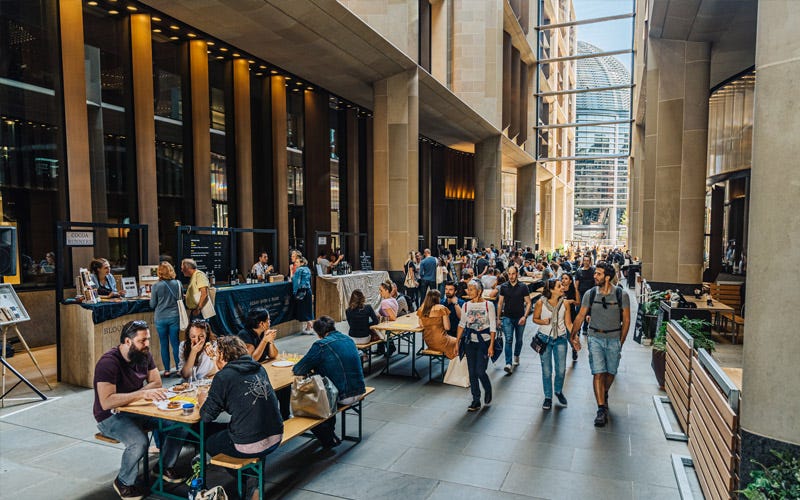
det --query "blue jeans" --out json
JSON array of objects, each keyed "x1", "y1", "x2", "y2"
[
  {"x1": 501, "y1": 317, "x2": 525, "y2": 365},
  {"x1": 155, "y1": 318, "x2": 180, "y2": 372},
  {"x1": 97, "y1": 413, "x2": 188, "y2": 486},
  {"x1": 539, "y1": 334, "x2": 568, "y2": 398},
  {"x1": 465, "y1": 341, "x2": 491, "y2": 404}
]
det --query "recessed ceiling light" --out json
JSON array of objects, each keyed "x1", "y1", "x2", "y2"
[
  {"x1": 295, "y1": 81, "x2": 302, "y2": 86},
  {"x1": 219, "y1": 47, "x2": 228, "y2": 52},
  {"x1": 169, "y1": 36, "x2": 179, "y2": 40},
  {"x1": 293, "y1": 88, "x2": 299, "y2": 92},
  {"x1": 152, "y1": 28, "x2": 161, "y2": 33},
  {"x1": 108, "y1": 9, "x2": 119, "y2": 14},
  {"x1": 307, "y1": 87, "x2": 313, "y2": 90},
  {"x1": 232, "y1": 53, "x2": 240, "y2": 57},
  {"x1": 169, "y1": 25, "x2": 180, "y2": 30},
  {"x1": 207, "y1": 41, "x2": 215, "y2": 46},
  {"x1": 270, "y1": 70, "x2": 278, "y2": 74},
  {"x1": 255, "y1": 72, "x2": 263, "y2": 76},
  {"x1": 87, "y1": 1, "x2": 98, "y2": 5},
  {"x1": 259, "y1": 65, "x2": 266, "y2": 69},
  {"x1": 151, "y1": 16, "x2": 161, "y2": 21},
  {"x1": 216, "y1": 56, "x2": 224, "y2": 60},
  {"x1": 187, "y1": 33, "x2": 197, "y2": 38},
  {"x1": 126, "y1": 5, "x2": 137, "y2": 11},
  {"x1": 248, "y1": 60, "x2": 255, "y2": 64},
  {"x1": 285, "y1": 76, "x2": 291, "y2": 80}
]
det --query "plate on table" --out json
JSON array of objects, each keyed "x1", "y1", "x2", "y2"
[
  {"x1": 170, "y1": 384, "x2": 192, "y2": 393},
  {"x1": 155, "y1": 401, "x2": 184, "y2": 411},
  {"x1": 163, "y1": 391, "x2": 177, "y2": 398},
  {"x1": 271, "y1": 360, "x2": 295, "y2": 368}
]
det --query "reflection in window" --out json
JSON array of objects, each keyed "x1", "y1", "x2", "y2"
[
  {"x1": 707, "y1": 72, "x2": 754, "y2": 177},
  {"x1": 209, "y1": 58, "x2": 228, "y2": 227}
]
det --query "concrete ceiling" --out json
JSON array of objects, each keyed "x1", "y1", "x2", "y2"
[{"x1": 649, "y1": 0, "x2": 756, "y2": 42}]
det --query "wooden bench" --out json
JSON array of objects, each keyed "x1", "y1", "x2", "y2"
[
  {"x1": 417, "y1": 348, "x2": 447, "y2": 383},
  {"x1": 94, "y1": 432, "x2": 120, "y2": 444},
  {"x1": 209, "y1": 387, "x2": 375, "y2": 499},
  {"x1": 356, "y1": 340, "x2": 386, "y2": 374}
]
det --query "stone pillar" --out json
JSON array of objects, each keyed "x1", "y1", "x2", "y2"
[
  {"x1": 188, "y1": 40, "x2": 212, "y2": 227},
  {"x1": 739, "y1": 0, "x2": 800, "y2": 483},
  {"x1": 372, "y1": 69, "x2": 419, "y2": 271},
  {"x1": 130, "y1": 14, "x2": 159, "y2": 262},
  {"x1": 514, "y1": 163, "x2": 536, "y2": 247},
  {"x1": 640, "y1": 39, "x2": 709, "y2": 283},
  {"x1": 232, "y1": 59, "x2": 253, "y2": 268},
  {"x1": 538, "y1": 178, "x2": 555, "y2": 251},
  {"x1": 270, "y1": 76, "x2": 289, "y2": 273},
  {"x1": 554, "y1": 183, "x2": 565, "y2": 248},
  {"x1": 474, "y1": 135, "x2": 502, "y2": 248}
]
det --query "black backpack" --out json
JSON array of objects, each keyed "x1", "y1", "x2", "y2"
[{"x1": 588, "y1": 286, "x2": 624, "y2": 332}]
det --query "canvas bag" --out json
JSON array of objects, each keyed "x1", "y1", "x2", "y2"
[
  {"x1": 167, "y1": 281, "x2": 189, "y2": 330},
  {"x1": 443, "y1": 356, "x2": 470, "y2": 387},
  {"x1": 290, "y1": 374, "x2": 339, "y2": 419},
  {"x1": 196, "y1": 486, "x2": 228, "y2": 500},
  {"x1": 404, "y1": 263, "x2": 419, "y2": 289},
  {"x1": 192, "y1": 284, "x2": 216, "y2": 319}
]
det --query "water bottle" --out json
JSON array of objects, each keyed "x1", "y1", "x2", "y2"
[{"x1": 188, "y1": 478, "x2": 203, "y2": 500}]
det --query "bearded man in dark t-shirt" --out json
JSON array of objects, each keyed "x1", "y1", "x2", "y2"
[{"x1": 93, "y1": 320, "x2": 188, "y2": 499}]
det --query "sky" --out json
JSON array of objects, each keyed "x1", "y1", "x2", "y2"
[{"x1": 571, "y1": 0, "x2": 635, "y2": 72}]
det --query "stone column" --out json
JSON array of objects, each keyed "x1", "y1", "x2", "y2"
[
  {"x1": 514, "y1": 163, "x2": 536, "y2": 247},
  {"x1": 474, "y1": 135, "x2": 502, "y2": 248},
  {"x1": 372, "y1": 69, "x2": 419, "y2": 270},
  {"x1": 270, "y1": 76, "x2": 289, "y2": 272},
  {"x1": 739, "y1": 0, "x2": 800, "y2": 483},
  {"x1": 554, "y1": 182, "x2": 565, "y2": 248},
  {"x1": 232, "y1": 59, "x2": 253, "y2": 268},
  {"x1": 130, "y1": 14, "x2": 159, "y2": 262},
  {"x1": 640, "y1": 39, "x2": 709, "y2": 283},
  {"x1": 539, "y1": 178, "x2": 555, "y2": 251}
]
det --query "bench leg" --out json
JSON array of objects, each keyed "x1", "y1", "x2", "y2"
[{"x1": 341, "y1": 401, "x2": 363, "y2": 444}]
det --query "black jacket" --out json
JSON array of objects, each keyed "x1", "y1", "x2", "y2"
[{"x1": 200, "y1": 355, "x2": 283, "y2": 444}]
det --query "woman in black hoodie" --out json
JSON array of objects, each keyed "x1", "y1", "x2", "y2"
[{"x1": 199, "y1": 336, "x2": 284, "y2": 463}]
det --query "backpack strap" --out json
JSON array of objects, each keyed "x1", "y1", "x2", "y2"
[{"x1": 616, "y1": 286, "x2": 623, "y2": 326}]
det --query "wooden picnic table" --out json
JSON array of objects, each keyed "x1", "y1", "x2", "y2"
[
  {"x1": 371, "y1": 313, "x2": 423, "y2": 378},
  {"x1": 683, "y1": 296, "x2": 734, "y2": 313},
  {"x1": 117, "y1": 359, "x2": 297, "y2": 499}
]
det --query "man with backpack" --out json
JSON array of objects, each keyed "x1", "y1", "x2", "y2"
[{"x1": 570, "y1": 262, "x2": 630, "y2": 427}]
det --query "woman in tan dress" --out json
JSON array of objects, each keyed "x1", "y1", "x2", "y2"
[{"x1": 417, "y1": 289, "x2": 457, "y2": 359}]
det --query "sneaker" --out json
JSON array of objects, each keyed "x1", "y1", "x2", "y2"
[
  {"x1": 555, "y1": 393, "x2": 568, "y2": 406},
  {"x1": 504, "y1": 364, "x2": 513, "y2": 375},
  {"x1": 113, "y1": 478, "x2": 144, "y2": 500},
  {"x1": 542, "y1": 398, "x2": 552, "y2": 410},
  {"x1": 162, "y1": 467, "x2": 186, "y2": 484},
  {"x1": 513, "y1": 356, "x2": 520, "y2": 366},
  {"x1": 467, "y1": 401, "x2": 481, "y2": 412},
  {"x1": 484, "y1": 394, "x2": 492, "y2": 407},
  {"x1": 594, "y1": 407, "x2": 608, "y2": 427}
]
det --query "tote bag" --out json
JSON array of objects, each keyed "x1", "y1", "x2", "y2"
[
  {"x1": 166, "y1": 281, "x2": 189, "y2": 330},
  {"x1": 290, "y1": 374, "x2": 339, "y2": 419},
  {"x1": 404, "y1": 264, "x2": 419, "y2": 289},
  {"x1": 443, "y1": 356, "x2": 470, "y2": 387},
  {"x1": 193, "y1": 287, "x2": 216, "y2": 319}
]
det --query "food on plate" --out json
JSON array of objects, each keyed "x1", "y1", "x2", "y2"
[
  {"x1": 167, "y1": 401, "x2": 181, "y2": 410},
  {"x1": 171, "y1": 383, "x2": 189, "y2": 392}
]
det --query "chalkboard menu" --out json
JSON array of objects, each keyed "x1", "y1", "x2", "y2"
[
  {"x1": 633, "y1": 303, "x2": 646, "y2": 344},
  {"x1": 182, "y1": 233, "x2": 230, "y2": 283},
  {"x1": 359, "y1": 251, "x2": 372, "y2": 271}
]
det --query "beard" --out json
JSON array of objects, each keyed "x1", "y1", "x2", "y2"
[
  {"x1": 128, "y1": 344, "x2": 150, "y2": 367},
  {"x1": 445, "y1": 291, "x2": 455, "y2": 298}
]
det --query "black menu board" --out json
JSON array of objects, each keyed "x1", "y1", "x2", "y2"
[
  {"x1": 359, "y1": 251, "x2": 372, "y2": 271},
  {"x1": 183, "y1": 233, "x2": 230, "y2": 282}
]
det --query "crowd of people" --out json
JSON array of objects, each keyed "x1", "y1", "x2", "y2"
[{"x1": 92, "y1": 244, "x2": 631, "y2": 500}]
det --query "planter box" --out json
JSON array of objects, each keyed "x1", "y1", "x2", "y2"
[{"x1": 652, "y1": 349, "x2": 666, "y2": 390}]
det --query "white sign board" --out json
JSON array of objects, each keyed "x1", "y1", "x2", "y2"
[
  {"x1": 138, "y1": 265, "x2": 159, "y2": 283},
  {"x1": 122, "y1": 277, "x2": 138, "y2": 297},
  {"x1": 318, "y1": 236, "x2": 327, "y2": 245},
  {"x1": 65, "y1": 231, "x2": 95, "y2": 247}
]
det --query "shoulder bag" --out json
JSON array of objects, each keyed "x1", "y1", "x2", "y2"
[
  {"x1": 170, "y1": 282, "x2": 189, "y2": 330},
  {"x1": 404, "y1": 263, "x2": 419, "y2": 289},
  {"x1": 290, "y1": 374, "x2": 339, "y2": 419}
]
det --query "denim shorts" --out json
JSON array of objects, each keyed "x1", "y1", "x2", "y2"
[{"x1": 587, "y1": 336, "x2": 622, "y2": 375}]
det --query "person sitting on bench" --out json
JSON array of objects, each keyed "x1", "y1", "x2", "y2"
[{"x1": 292, "y1": 316, "x2": 366, "y2": 449}]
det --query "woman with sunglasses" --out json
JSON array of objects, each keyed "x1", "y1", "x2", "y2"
[
  {"x1": 532, "y1": 279, "x2": 574, "y2": 410},
  {"x1": 178, "y1": 320, "x2": 218, "y2": 381}
]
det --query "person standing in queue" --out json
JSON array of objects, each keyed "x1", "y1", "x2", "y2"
[
  {"x1": 181, "y1": 259, "x2": 210, "y2": 321},
  {"x1": 570, "y1": 262, "x2": 630, "y2": 427},
  {"x1": 150, "y1": 261, "x2": 182, "y2": 377},
  {"x1": 455, "y1": 279, "x2": 496, "y2": 412},
  {"x1": 292, "y1": 256, "x2": 314, "y2": 334},
  {"x1": 418, "y1": 248, "x2": 438, "y2": 304},
  {"x1": 497, "y1": 266, "x2": 532, "y2": 375},
  {"x1": 93, "y1": 320, "x2": 187, "y2": 500}
]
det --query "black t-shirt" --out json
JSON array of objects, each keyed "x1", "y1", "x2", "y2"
[
  {"x1": 237, "y1": 328, "x2": 269, "y2": 362},
  {"x1": 345, "y1": 305, "x2": 379, "y2": 338},
  {"x1": 576, "y1": 267, "x2": 595, "y2": 294},
  {"x1": 475, "y1": 258, "x2": 489, "y2": 276},
  {"x1": 499, "y1": 281, "x2": 529, "y2": 319}
]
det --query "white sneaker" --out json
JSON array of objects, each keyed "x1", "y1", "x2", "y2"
[
  {"x1": 504, "y1": 364, "x2": 513, "y2": 374},
  {"x1": 513, "y1": 356, "x2": 520, "y2": 366}
]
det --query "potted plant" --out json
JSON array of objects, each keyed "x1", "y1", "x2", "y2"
[
  {"x1": 642, "y1": 290, "x2": 666, "y2": 339},
  {"x1": 651, "y1": 317, "x2": 714, "y2": 389},
  {"x1": 739, "y1": 450, "x2": 800, "y2": 499}
]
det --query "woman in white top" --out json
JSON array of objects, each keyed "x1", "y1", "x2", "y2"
[
  {"x1": 178, "y1": 320, "x2": 218, "y2": 381},
  {"x1": 455, "y1": 279, "x2": 497, "y2": 412},
  {"x1": 532, "y1": 279, "x2": 574, "y2": 410}
]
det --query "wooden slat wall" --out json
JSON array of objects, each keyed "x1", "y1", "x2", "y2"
[
  {"x1": 688, "y1": 356, "x2": 740, "y2": 500},
  {"x1": 665, "y1": 323, "x2": 692, "y2": 432}
]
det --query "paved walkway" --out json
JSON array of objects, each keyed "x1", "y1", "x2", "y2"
[{"x1": 0, "y1": 289, "x2": 702, "y2": 499}]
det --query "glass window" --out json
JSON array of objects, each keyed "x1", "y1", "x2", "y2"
[
  {"x1": 287, "y1": 91, "x2": 305, "y2": 252},
  {"x1": 209, "y1": 58, "x2": 228, "y2": 227},
  {"x1": 153, "y1": 33, "x2": 190, "y2": 262},
  {"x1": 0, "y1": 0, "x2": 66, "y2": 287}
]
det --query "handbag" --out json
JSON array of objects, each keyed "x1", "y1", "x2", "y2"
[
  {"x1": 491, "y1": 330, "x2": 503, "y2": 363},
  {"x1": 404, "y1": 264, "x2": 419, "y2": 289},
  {"x1": 196, "y1": 486, "x2": 228, "y2": 500},
  {"x1": 530, "y1": 333, "x2": 548, "y2": 354},
  {"x1": 294, "y1": 288, "x2": 309, "y2": 301},
  {"x1": 443, "y1": 356, "x2": 470, "y2": 387},
  {"x1": 192, "y1": 283, "x2": 216, "y2": 320},
  {"x1": 290, "y1": 374, "x2": 339, "y2": 419}
]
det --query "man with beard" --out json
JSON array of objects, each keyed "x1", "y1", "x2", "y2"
[
  {"x1": 94, "y1": 320, "x2": 188, "y2": 500},
  {"x1": 440, "y1": 281, "x2": 464, "y2": 336}
]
